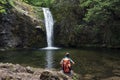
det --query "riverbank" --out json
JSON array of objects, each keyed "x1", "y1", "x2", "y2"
[
  {"x1": 0, "y1": 63, "x2": 120, "y2": 80},
  {"x1": 0, "y1": 63, "x2": 79, "y2": 80}
]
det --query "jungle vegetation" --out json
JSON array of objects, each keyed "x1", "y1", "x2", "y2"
[{"x1": 0, "y1": 0, "x2": 120, "y2": 48}]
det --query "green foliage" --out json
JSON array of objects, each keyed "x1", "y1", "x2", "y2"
[
  {"x1": 0, "y1": 0, "x2": 7, "y2": 4},
  {"x1": 74, "y1": 25, "x2": 85, "y2": 34},
  {"x1": 52, "y1": 0, "x2": 120, "y2": 47},
  {"x1": 0, "y1": 0, "x2": 7, "y2": 13},
  {"x1": 52, "y1": 0, "x2": 83, "y2": 47},
  {"x1": 0, "y1": 0, "x2": 13, "y2": 14},
  {"x1": 0, "y1": 6, "x2": 6, "y2": 13},
  {"x1": 79, "y1": 0, "x2": 120, "y2": 46},
  {"x1": 22, "y1": 0, "x2": 55, "y2": 7},
  {"x1": 80, "y1": 0, "x2": 120, "y2": 23},
  {"x1": 0, "y1": 0, "x2": 120, "y2": 47},
  {"x1": 72, "y1": 74, "x2": 80, "y2": 80}
]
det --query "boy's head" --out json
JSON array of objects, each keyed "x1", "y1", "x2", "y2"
[{"x1": 65, "y1": 52, "x2": 70, "y2": 57}]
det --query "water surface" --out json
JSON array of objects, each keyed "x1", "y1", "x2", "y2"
[{"x1": 0, "y1": 48, "x2": 120, "y2": 77}]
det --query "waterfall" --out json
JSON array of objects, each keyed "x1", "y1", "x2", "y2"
[
  {"x1": 43, "y1": 8, "x2": 53, "y2": 47},
  {"x1": 42, "y1": 8, "x2": 59, "y2": 50}
]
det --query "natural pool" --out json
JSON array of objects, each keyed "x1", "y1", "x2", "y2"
[{"x1": 0, "y1": 48, "x2": 120, "y2": 78}]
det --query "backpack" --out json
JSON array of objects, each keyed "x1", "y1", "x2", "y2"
[{"x1": 62, "y1": 58, "x2": 71, "y2": 73}]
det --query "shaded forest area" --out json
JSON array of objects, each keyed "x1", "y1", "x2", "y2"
[{"x1": 0, "y1": 0, "x2": 120, "y2": 48}]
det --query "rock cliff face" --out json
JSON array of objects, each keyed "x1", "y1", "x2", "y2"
[{"x1": 0, "y1": 0, "x2": 46, "y2": 48}]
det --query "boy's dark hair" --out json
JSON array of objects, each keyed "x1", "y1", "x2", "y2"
[{"x1": 65, "y1": 52, "x2": 70, "y2": 57}]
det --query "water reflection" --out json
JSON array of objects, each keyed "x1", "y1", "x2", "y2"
[
  {"x1": 0, "y1": 48, "x2": 120, "y2": 77},
  {"x1": 45, "y1": 50, "x2": 54, "y2": 69}
]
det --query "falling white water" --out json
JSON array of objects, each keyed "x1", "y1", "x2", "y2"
[
  {"x1": 42, "y1": 8, "x2": 59, "y2": 50},
  {"x1": 43, "y1": 8, "x2": 53, "y2": 47}
]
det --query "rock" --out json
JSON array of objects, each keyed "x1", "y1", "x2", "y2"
[
  {"x1": 13, "y1": 64, "x2": 26, "y2": 72},
  {"x1": 0, "y1": 63, "x2": 34, "y2": 80},
  {"x1": 101, "y1": 76, "x2": 120, "y2": 80},
  {"x1": 0, "y1": 0, "x2": 45, "y2": 48},
  {"x1": 0, "y1": 63, "x2": 13, "y2": 68},
  {"x1": 0, "y1": 63, "x2": 79, "y2": 80},
  {"x1": 40, "y1": 70, "x2": 60, "y2": 80},
  {"x1": 35, "y1": 26, "x2": 42, "y2": 29},
  {"x1": 1, "y1": 75, "x2": 13, "y2": 80},
  {"x1": 83, "y1": 74, "x2": 95, "y2": 80},
  {"x1": 26, "y1": 66, "x2": 34, "y2": 74},
  {"x1": 112, "y1": 69, "x2": 120, "y2": 76},
  {"x1": 0, "y1": 48, "x2": 5, "y2": 51}
]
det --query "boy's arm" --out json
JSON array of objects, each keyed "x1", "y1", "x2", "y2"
[
  {"x1": 60, "y1": 59, "x2": 63, "y2": 65},
  {"x1": 70, "y1": 59, "x2": 75, "y2": 64}
]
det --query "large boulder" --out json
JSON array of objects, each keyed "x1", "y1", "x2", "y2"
[{"x1": 40, "y1": 70, "x2": 60, "y2": 80}]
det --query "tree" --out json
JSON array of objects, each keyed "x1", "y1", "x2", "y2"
[
  {"x1": 22, "y1": 0, "x2": 55, "y2": 7},
  {"x1": 0, "y1": 0, "x2": 8, "y2": 13},
  {"x1": 80, "y1": 0, "x2": 120, "y2": 46}
]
